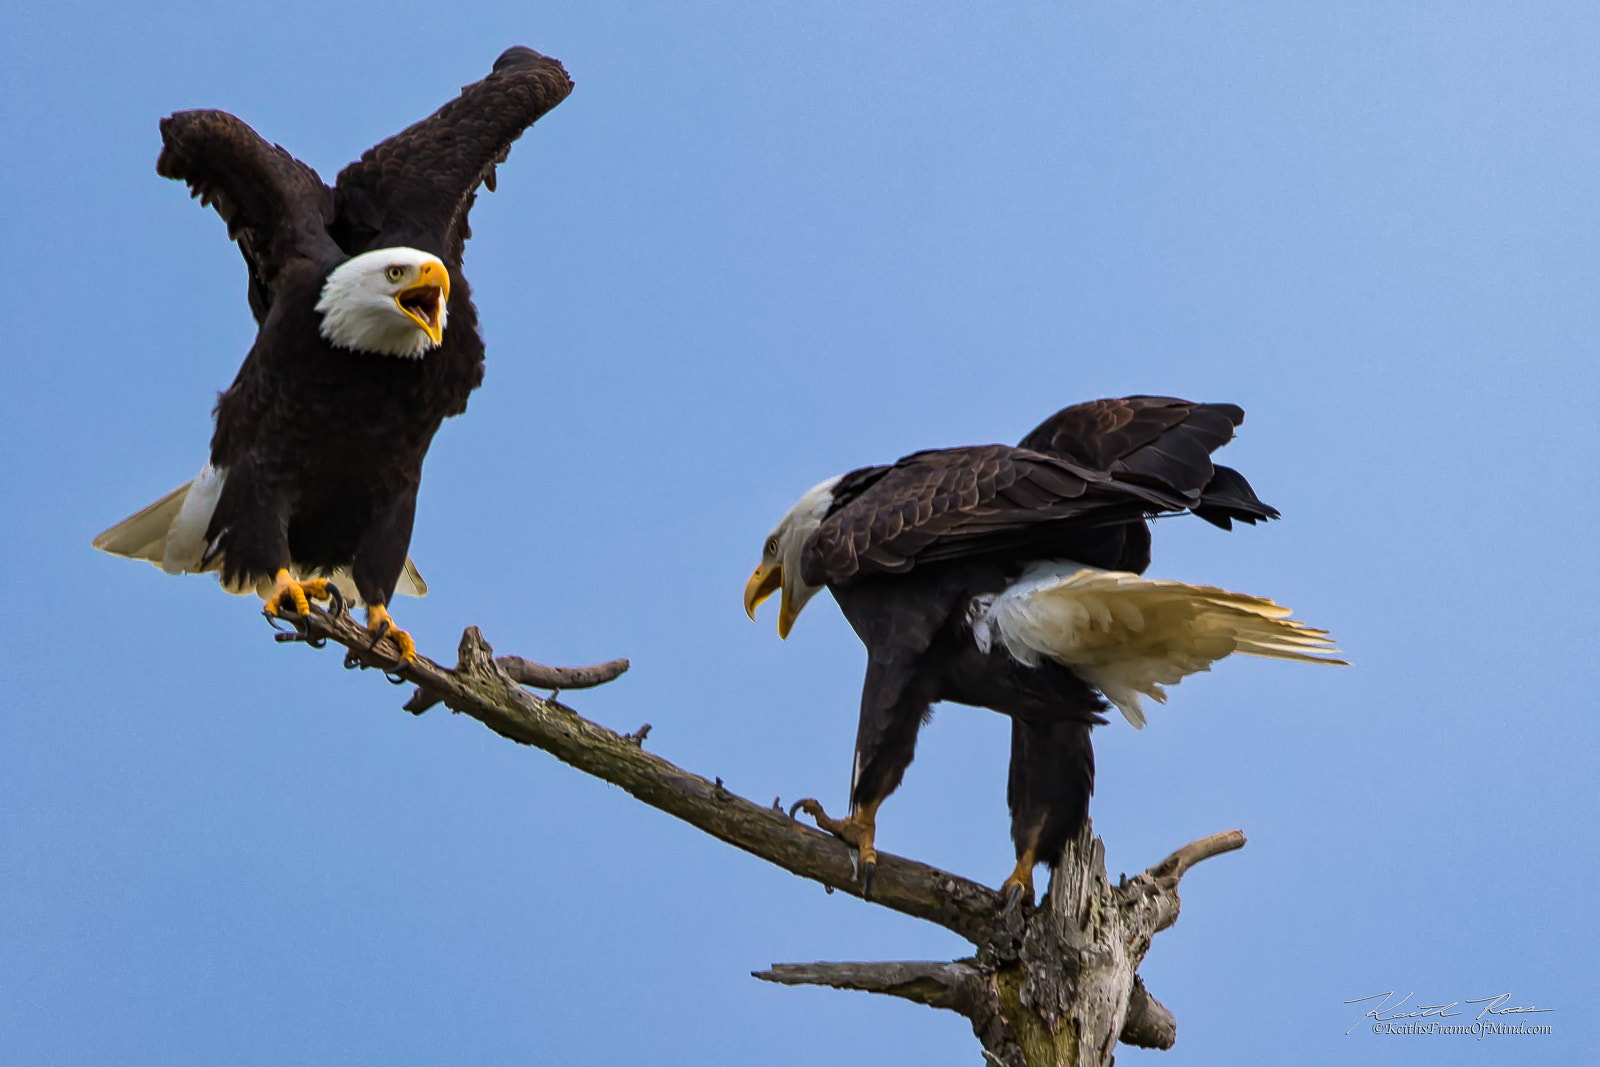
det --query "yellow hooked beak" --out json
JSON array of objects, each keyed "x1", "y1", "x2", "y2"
[
  {"x1": 395, "y1": 261, "x2": 450, "y2": 346},
  {"x1": 744, "y1": 561, "x2": 799, "y2": 639}
]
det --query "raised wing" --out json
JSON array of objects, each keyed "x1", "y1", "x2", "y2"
[
  {"x1": 157, "y1": 110, "x2": 342, "y2": 322},
  {"x1": 1018, "y1": 395, "x2": 1238, "y2": 481},
  {"x1": 1020, "y1": 395, "x2": 1277, "y2": 529},
  {"x1": 332, "y1": 46, "x2": 574, "y2": 262}
]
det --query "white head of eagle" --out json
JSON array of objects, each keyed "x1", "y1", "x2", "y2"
[
  {"x1": 316, "y1": 247, "x2": 451, "y2": 358},
  {"x1": 744, "y1": 474, "x2": 841, "y2": 638}
]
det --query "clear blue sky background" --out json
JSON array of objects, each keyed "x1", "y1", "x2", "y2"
[{"x1": 3, "y1": 3, "x2": 1595, "y2": 1064}]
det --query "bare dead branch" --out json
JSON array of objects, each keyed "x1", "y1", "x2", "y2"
[
  {"x1": 401, "y1": 653, "x2": 629, "y2": 713},
  {"x1": 754, "y1": 961, "x2": 985, "y2": 1014},
  {"x1": 272, "y1": 608, "x2": 1249, "y2": 1065},
  {"x1": 270, "y1": 607, "x2": 1004, "y2": 944}
]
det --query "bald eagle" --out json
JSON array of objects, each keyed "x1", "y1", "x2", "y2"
[
  {"x1": 745, "y1": 396, "x2": 1344, "y2": 908},
  {"x1": 93, "y1": 47, "x2": 573, "y2": 663}
]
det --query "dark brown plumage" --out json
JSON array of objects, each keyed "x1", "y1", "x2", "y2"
[
  {"x1": 751, "y1": 396, "x2": 1294, "y2": 907},
  {"x1": 95, "y1": 48, "x2": 573, "y2": 658}
]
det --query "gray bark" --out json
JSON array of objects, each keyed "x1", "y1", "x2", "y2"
[{"x1": 754, "y1": 823, "x2": 1243, "y2": 1065}]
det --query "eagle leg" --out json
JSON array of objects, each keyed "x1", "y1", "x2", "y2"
[
  {"x1": 364, "y1": 604, "x2": 417, "y2": 667},
  {"x1": 999, "y1": 848, "x2": 1037, "y2": 915},
  {"x1": 790, "y1": 797, "x2": 882, "y2": 897},
  {"x1": 261, "y1": 569, "x2": 337, "y2": 621}
]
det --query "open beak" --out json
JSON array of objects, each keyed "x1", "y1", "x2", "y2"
[
  {"x1": 777, "y1": 588, "x2": 800, "y2": 640},
  {"x1": 745, "y1": 563, "x2": 806, "y2": 639},
  {"x1": 745, "y1": 562, "x2": 781, "y2": 619},
  {"x1": 395, "y1": 262, "x2": 450, "y2": 346},
  {"x1": 744, "y1": 561, "x2": 800, "y2": 640}
]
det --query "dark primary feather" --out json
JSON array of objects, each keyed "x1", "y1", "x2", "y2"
[
  {"x1": 1019, "y1": 395, "x2": 1239, "y2": 489},
  {"x1": 332, "y1": 46, "x2": 574, "y2": 262},
  {"x1": 1017, "y1": 394, "x2": 1241, "y2": 460},
  {"x1": 1193, "y1": 465, "x2": 1279, "y2": 529},
  {"x1": 804, "y1": 396, "x2": 1280, "y2": 587},
  {"x1": 156, "y1": 110, "x2": 343, "y2": 322},
  {"x1": 1021, "y1": 395, "x2": 1275, "y2": 529}
]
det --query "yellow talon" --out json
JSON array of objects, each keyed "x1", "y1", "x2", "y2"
[
  {"x1": 999, "y1": 849, "x2": 1037, "y2": 913},
  {"x1": 263, "y1": 569, "x2": 335, "y2": 618},
  {"x1": 792, "y1": 796, "x2": 882, "y2": 891},
  {"x1": 365, "y1": 603, "x2": 417, "y2": 665}
]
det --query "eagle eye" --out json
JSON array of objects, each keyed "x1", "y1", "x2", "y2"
[
  {"x1": 765, "y1": 538, "x2": 778, "y2": 556},
  {"x1": 385, "y1": 265, "x2": 406, "y2": 282}
]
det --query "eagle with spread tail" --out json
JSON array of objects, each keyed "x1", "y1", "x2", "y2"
[
  {"x1": 745, "y1": 396, "x2": 1345, "y2": 909},
  {"x1": 94, "y1": 47, "x2": 573, "y2": 663}
]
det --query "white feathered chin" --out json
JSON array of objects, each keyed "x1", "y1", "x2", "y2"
[
  {"x1": 968, "y1": 561, "x2": 1346, "y2": 728},
  {"x1": 746, "y1": 475, "x2": 841, "y2": 636},
  {"x1": 316, "y1": 247, "x2": 451, "y2": 358},
  {"x1": 775, "y1": 476, "x2": 839, "y2": 618}
]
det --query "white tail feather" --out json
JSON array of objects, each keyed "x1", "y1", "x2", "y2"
[
  {"x1": 92, "y1": 481, "x2": 191, "y2": 563},
  {"x1": 398, "y1": 557, "x2": 428, "y2": 598},
  {"x1": 165, "y1": 464, "x2": 225, "y2": 573},
  {"x1": 974, "y1": 566, "x2": 1345, "y2": 729},
  {"x1": 94, "y1": 468, "x2": 428, "y2": 602}
]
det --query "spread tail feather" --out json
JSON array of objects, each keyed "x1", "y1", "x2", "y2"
[
  {"x1": 92, "y1": 481, "x2": 191, "y2": 564},
  {"x1": 94, "y1": 470, "x2": 428, "y2": 600},
  {"x1": 983, "y1": 567, "x2": 1345, "y2": 728}
]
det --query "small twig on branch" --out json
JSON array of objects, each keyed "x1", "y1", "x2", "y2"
[
  {"x1": 402, "y1": 652, "x2": 630, "y2": 713},
  {"x1": 1148, "y1": 829, "x2": 1247, "y2": 884}
]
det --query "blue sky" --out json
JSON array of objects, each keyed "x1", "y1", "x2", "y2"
[{"x1": 2, "y1": 3, "x2": 1595, "y2": 1064}]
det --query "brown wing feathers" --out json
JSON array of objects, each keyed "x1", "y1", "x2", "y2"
[
  {"x1": 331, "y1": 46, "x2": 574, "y2": 261},
  {"x1": 156, "y1": 111, "x2": 341, "y2": 319},
  {"x1": 1022, "y1": 395, "x2": 1277, "y2": 528},
  {"x1": 806, "y1": 448, "x2": 1121, "y2": 585},
  {"x1": 807, "y1": 398, "x2": 1276, "y2": 586},
  {"x1": 157, "y1": 46, "x2": 573, "y2": 316}
]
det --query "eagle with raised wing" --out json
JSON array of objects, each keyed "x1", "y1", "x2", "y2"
[
  {"x1": 95, "y1": 47, "x2": 573, "y2": 663},
  {"x1": 745, "y1": 396, "x2": 1344, "y2": 909}
]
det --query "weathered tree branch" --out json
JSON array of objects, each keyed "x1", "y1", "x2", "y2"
[
  {"x1": 271, "y1": 608, "x2": 1248, "y2": 1065},
  {"x1": 753, "y1": 961, "x2": 987, "y2": 1014},
  {"x1": 755, "y1": 823, "x2": 1242, "y2": 1065},
  {"x1": 274, "y1": 606, "x2": 1003, "y2": 943}
]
